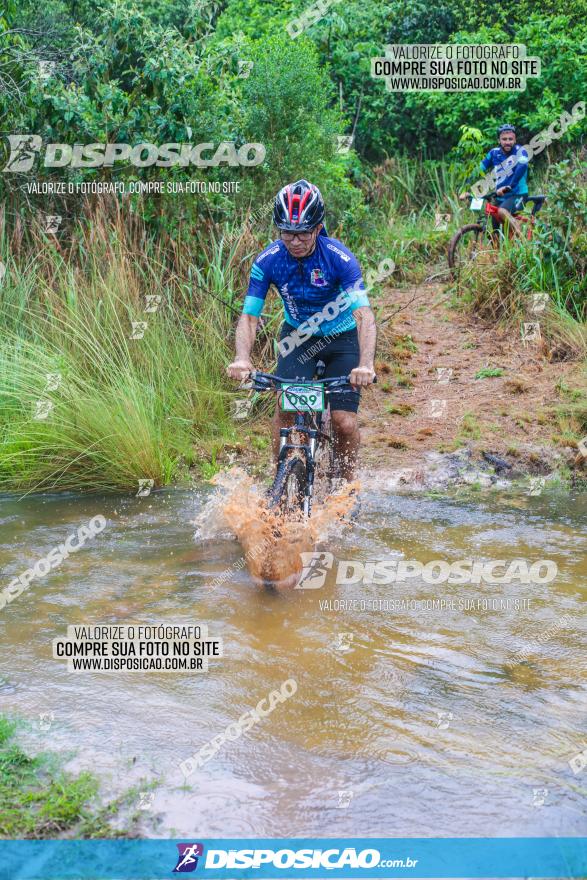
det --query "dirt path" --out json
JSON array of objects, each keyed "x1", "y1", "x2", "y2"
[
  {"x1": 359, "y1": 283, "x2": 584, "y2": 478},
  {"x1": 235, "y1": 281, "x2": 584, "y2": 486}
]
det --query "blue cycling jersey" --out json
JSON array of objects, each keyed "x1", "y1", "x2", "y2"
[
  {"x1": 480, "y1": 144, "x2": 529, "y2": 198},
  {"x1": 242, "y1": 229, "x2": 370, "y2": 337}
]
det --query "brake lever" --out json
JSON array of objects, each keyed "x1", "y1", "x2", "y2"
[{"x1": 248, "y1": 372, "x2": 275, "y2": 391}]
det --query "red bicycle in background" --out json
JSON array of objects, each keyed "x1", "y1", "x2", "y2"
[{"x1": 448, "y1": 188, "x2": 546, "y2": 274}]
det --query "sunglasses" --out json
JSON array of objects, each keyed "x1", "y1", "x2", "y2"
[{"x1": 280, "y1": 230, "x2": 316, "y2": 243}]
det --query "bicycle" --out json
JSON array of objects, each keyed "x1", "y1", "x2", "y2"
[
  {"x1": 447, "y1": 188, "x2": 546, "y2": 275},
  {"x1": 247, "y1": 360, "x2": 373, "y2": 517}
]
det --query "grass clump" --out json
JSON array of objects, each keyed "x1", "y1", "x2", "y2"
[
  {"x1": 475, "y1": 366, "x2": 503, "y2": 379},
  {"x1": 386, "y1": 403, "x2": 414, "y2": 416},
  {"x1": 387, "y1": 437, "x2": 408, "y2": 449},
  {"x1": 0, "y1": 716, "x2": 134, "y2": 839},
  {"x1": 542, "y1": 379, "x2": 587, "y2": 448},
  {"x1": 0, "y1": 206, "x2": 239, "y2": 493},
  {"x1": 459, "y1": 412, "x2": 481, "y2": 440},
  {"x1": 391, "y1": 333, "x2": 418, "y2": 358},
  {"x1": 504, "y1": 378, "x2": 529, "y2": 394}
]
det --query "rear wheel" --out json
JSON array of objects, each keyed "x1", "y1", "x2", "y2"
[
  {"x1": 267, "y1": 456, "x2": 308, "y2": 515},
  {"x1": 447, "y1": 223, "x2": 485, "y2": 276}
]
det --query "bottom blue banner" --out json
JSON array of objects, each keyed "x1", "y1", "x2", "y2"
[{"x1": 0, "y1": 837, "x2": 585, "y2": 880}]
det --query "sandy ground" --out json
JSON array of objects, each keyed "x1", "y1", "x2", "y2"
[
  {"x1": 232, "y1": 281, "x2": 585, "y2": 485},
  {"x1": 358, "y1": 282, "x2": 585, "y2": 476}
]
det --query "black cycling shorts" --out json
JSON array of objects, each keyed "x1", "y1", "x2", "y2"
[{"x1": 276, "y1": 323, "x2": 361, "y2": 413}]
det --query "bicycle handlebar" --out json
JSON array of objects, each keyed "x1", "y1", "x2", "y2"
[
  {"x1": 248, "y1": 369, "x2": 377, "y2": 390},
  {"x1": 464, "y1": 188, "x2": 546, "y2": 214}
]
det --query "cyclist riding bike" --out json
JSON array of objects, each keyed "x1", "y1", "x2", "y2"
[
  {"x1": 227, "y1": 179, "x2": 377, "y2": 482},
  {"x1": 460, "y1": 124, "x2": 530, "y2": 237}
]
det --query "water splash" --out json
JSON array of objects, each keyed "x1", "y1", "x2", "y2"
[{"x1": 195, "y1": 467, "x2": 357, "y2": 589}]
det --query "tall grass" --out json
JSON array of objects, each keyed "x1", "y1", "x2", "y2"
[
  {"x1": 454, "y1": 236, "x2": 587, "y2": 360},
  {"x1": 366, "y1": 152, "x2": 587, "y2": 300},
  {"x1": 0, "y1": 203, "x2": 239, "y2": 493},
  {"x1": 359, "y1": 159, "x2": 478, "y2": 283},
  {"x1": 367, "y1": 158, "x2": 462, "y2": 216}
]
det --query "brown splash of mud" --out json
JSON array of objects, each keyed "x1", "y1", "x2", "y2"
[{"x1": 205, "y1": 468, "x2": 357, "y2": 590}]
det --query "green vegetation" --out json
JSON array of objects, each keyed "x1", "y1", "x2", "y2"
[
  {"x1": 551, "y1": 380, "x2": 587, "y2": 448},
  {"x1": 390, "y1": 332, "x2": 418, "y2": 358},
  {"x1": 386, "y1": 403, "x2": 414, "y2": 416},
  {"x1": 475, "y1": 366, "x2": 504, "y2": 379},
  {"x1": 0, "y1": 716, "x2": 137, "y2": 838},
  {"x1": 0, "y1": 212, "x2": 241, "y2": 492},
  {"x1": 438, "y1": 439, "x2": 465, "y2": 452},
  {"x1": 0, "y1": 0, "x2": 585, "y2": 491},
  {"x1": 459, "y1": 412, "x2": 482, "y2": 440},
  {"x1": 452, "y1": 158, "x2": 587, "y2": 358},
  {"x1": 2, "y1": 0, "x2": 586, "y2": 240}
]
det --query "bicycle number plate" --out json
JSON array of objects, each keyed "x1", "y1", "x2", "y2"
[
  {"x1": 280, "y1": 383, "x2": 325, "y2": 413},
  {"x1": 470, "y1": 197, "x2": 484, "y2": 211}
]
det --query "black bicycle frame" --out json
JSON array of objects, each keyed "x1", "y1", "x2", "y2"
[
  {"x1": 276, "y1": 407, "x2": 326, "y2": 508},
  {"x1": 248, "y1": 369, "x2": 351, "y2": 514}
]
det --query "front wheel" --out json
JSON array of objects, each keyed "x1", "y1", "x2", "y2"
[
  {"x1": 447, "y1": 223, "x2": 485, "y2": 275},
  {"x1": 267, "y1": 456, "x2": 308, "y2": 515},
  {"x1": 314, "y1": 407, "x2": 336, "y2": 487}
]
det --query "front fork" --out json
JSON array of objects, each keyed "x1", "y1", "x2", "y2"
[
  {"x1": 306, "y1": 429, "x2": 318, "y2": 515},
  {"x1": 278, "y1": 426, "x2": 318, "y2": 516}
]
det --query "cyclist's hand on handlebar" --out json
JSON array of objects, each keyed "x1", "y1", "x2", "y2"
[
  {"x1": 350, "y1": 365, "x2": 376, "y2": 388},
  {"x1": 227, "y1": 359, "x2": 252, "y2": 381},
  {"x1": 496, "y1": 186, "x2": 511, "y2": 197}
]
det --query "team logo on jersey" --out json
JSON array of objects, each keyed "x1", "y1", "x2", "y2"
[{"x1": 310, "y1": 268, "x2": 328, "y2": 287}]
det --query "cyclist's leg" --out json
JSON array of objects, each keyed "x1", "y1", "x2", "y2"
[
  {"x1": 497, "y1": 194, "x2": 526, "y2": 238},
  {"x1": 490, "y1": 211, "x2": 501, "y2": 237},
  {"x1": 272, "y1": 323, "x2": 317, "y2": 460},
  {"x1": 496, "y1": 207, "x2": 520, "y2": 238},
  {"x1": 320, "y1": 328, "x2": 361, "y2": 481},
  {"x1": 331, "y1": 411, "x2": 360, "y2": 481}
]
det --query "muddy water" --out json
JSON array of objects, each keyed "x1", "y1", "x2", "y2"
[
  {"x1": 202, "y1": 469, "x2": 357, "y2": 589},
  {"x1": 0, "y1": 482, "x2": 586, "y2": 837}
]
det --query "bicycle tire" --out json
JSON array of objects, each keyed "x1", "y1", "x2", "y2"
[
  {"x1": 447, "y1": 223, "x2": 485, "y2": 274},
  {"x1": 267, "y1": 456, "x2": 308, "y2": 515},
  {"x1": 315, "y1": 407, "x2": 336, "y2": 484}
]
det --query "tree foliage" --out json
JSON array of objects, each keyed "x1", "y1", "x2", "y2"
[{"x1": 2, "y1": 0, "x2": 585, "y2": 196}]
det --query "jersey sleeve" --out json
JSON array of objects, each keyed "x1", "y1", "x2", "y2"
[
  {"x1": 480, "y1": 150, "x2": 494, "y2": 172},
  {"x1": 242, "y1": 257, "x2": 271, "y2": 317},
  {"x1": 508, "y1": 148, "x2": 529, "y2": 188},
  {"x1": 338, "y1": 253, "x2": 370, "y2": 312}
]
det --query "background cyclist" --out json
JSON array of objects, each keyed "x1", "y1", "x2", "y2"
[
  {"x1": 227, "y1": 179, "x2": 376, "y2": 481},
  {"x1": 461, "y1": 123, "x2": 530, "y2": 236}
]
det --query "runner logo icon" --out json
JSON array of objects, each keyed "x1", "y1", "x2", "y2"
[
  {"x1": 296, "y1": 552, "x2": 334, "y2": 589},
  {"x1": 3, "y1": 135, "x2": 42, "y2": 172},
  {"x1": 174, "y1": 843, "x2": 204, "y2": 873}
]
